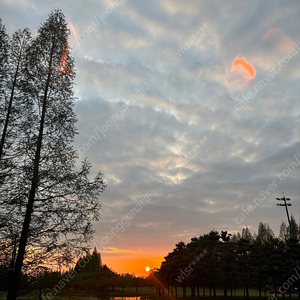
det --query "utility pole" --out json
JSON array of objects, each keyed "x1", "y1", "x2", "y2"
[
  {"x1": 276, "y1": 192, "x2": 292, "y2": 237},
  {"x1": 277, "y1": 193, "x2": 299, "y2": 299}
]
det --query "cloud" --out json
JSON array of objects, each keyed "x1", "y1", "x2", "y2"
[{"x1": 1, "y1": 0, "x2": 300, "y2": 274}]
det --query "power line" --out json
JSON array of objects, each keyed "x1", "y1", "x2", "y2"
[{"x1": 276, "y1": 192, "x2": 292, "y2": 237}]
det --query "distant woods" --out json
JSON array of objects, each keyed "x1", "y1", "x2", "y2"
[
  {"x1": 0, "y1": 247, "x2": 150, "y2": 297},
  {"x1": 74, "y1": 247, "x2": 102, "y2": 273}
]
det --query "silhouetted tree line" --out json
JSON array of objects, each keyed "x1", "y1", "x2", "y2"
[
  {"x1": 60, "y1": 249, "x2": 150, "y2": 294},
  {"x1": 1, "y1": 221, "x2": 299, "y2": 298},
  {"x1": 156, "y1": 219, "x2": 300, "y2": 298},
  {"x1": 0, "y1": 247, "x2": 150, "y2": 297}
]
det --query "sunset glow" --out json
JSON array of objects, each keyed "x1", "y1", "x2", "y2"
[
  {"x1": 145, "y1": 266, "x2": 150, "y2": 272},
  {"x1": 102, "y1": 254, "x2": 164, "y2": 276},
  {"x1": 231, "y1": 56, "x2": 255, "y2": 80}
]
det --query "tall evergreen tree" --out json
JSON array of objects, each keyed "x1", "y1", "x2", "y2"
[
  {"x1": 0, "y1": 18, "x2": 9, "y2": 236},
  {"x1": 0, "y1": 28, "x2": 31, "y2": 161},
  {"x1": 279, "y1": 221, "x2": 289, "y2": 242},
  {"x1": 74, "y1": 247, "x2": 102, "y2": 273},
  {"x1": 288, "y1": 215, "x2": 299, "y2": 241},
  {"x1": 0, "y1": 18, "x2": 9, "y2": 173},
  {"x1": 256, "y1": 222, "x2": 274, "y2": 244},
  {"x1": 0, "y1": 27, "x2": 32, "y2": 295},
  {"x1": 4, "y1": 10, "x2": 106, "y2": 300},
  {"x1": 0, "y1": 18, "x2": 9, "y2": 106},
  {"x1": 241, "y1": 225, "x2": 253, "y2": 242}
]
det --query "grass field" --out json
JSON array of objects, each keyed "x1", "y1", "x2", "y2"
[{"x1": 0, "y1": 287, "x2": 298, "y2": 300}]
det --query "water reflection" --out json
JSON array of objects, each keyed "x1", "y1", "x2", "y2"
[{"x1": 110, "y1": 298, "x2": 141, "y2": 300}]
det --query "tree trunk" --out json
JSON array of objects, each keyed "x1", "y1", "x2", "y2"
[
  {"x1": 7, "y1": 237, "x2": 17, "y2": 296},
  {"x1": 0, "y1": 48, "x2": 20, "y2": 159},
  {"x1": 191, "y1": 282, "x2": 195, "y2": 297},
  {"x1": 297, "y1": 278, "x2": 300, "y2": 299},
  {"x1": 272, "y1": 276, "x2": 277, "y2": 299},
  {"x1": 224, "y1": 285, "x2": 228, "y2": 297},
  {"x1": 213, "y1": 279, "x2": 216, "y2": 297},
  {"x1": 245, "y1": 276, "x2": 249, "y2": 299},
  {"x1": 224, "y1": 273, "x2": 229, "y2": 297},
  {"x1": 183, "y1": 283, "x2": 186, "y2": 297},
  {"x1": 257, "y1": 273, "x2": 261, "y2": 298}
]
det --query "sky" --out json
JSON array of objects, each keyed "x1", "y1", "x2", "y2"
[{"x1": 1, "y1": 0, "x2": 300, "y2": 276}]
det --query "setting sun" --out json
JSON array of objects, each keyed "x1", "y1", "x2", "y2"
[{"x1": 145, "y1": 266, "x2": 150, "y2": 272}]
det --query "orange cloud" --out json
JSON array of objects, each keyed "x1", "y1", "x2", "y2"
[
  {"x1": 262, "y1": 28, "x2": 294, "y2": 54},
  {"x1": 101, "y1": 247, "x2": 147, "y2": 255},
  {"x1": 231, "y1": 57, "x2": 255, "y2": 80},
  {"x1": 69, "y1": 22, "x2": 80, "y2": 49}
]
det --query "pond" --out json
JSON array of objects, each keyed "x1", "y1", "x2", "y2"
[{"x1": 109, "y1": 298, "x2": 142, "y2": 300}]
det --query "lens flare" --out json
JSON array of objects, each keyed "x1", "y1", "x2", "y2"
[
  {"x1": 231, "y1": 57, "x2": 255, "y2": 80},
  {"x1": 69, "y1": 22, "x2": 80, "y2": 49},
  {"x1": 59, "y1": 45, "x2": 70, "y2": 74}
]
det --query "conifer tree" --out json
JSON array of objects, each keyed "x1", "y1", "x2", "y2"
[
  {"x1": 0, "y1": 28, "x2": 31, "y2": 160},
  {"x1": 288, "y1": 215, "x2": 299, "y2": 241},
  {"x1": 279, "y1": 221, "x2": 288, "y2": 241},
  {"x1": 4, "y1": 10, "x2": 106, "y2": 300},
  {"x1": 0, "y1": 18, "x2": 9, "y2": 105},
  {"x1": 0, "y1": 28, "x2": 32, "y2": 196},
  {"x1": 0, "y1": 18, "x2": 9, "y2": 167}
]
